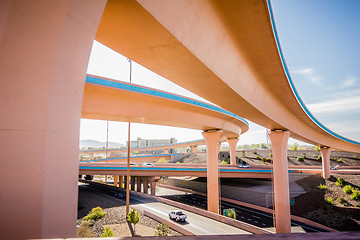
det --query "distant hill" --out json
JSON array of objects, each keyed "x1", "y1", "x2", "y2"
[{"x1": 80, "y1": 139, "x2": 125, "y2": 149}]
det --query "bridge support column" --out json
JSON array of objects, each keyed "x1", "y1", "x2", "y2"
[
  {"x1": 190, "y1": 146, "x2": 198, "y2": 153},
  {"x1": 227, "y1": 138, "x2": 239, "y2": 165},
  {"x1": 163, "y1": 149, "x2": 169, "y2": 154},
  {"x1": 202, "y1": 130, "x2": 222, "y2": 214},
  {"x1": 268, "y1": 130, "x2": 291, "y2": 234},
  {"x1": 0, "y1": 1, "x2": 106, "y2": 239},
  {"x1": 143, "y1": 179, "x2": 149, "y2": 194},
  {"x1": 137, "y1": 178, "x2": 142, "y2": 192},
  {"x1": 90, "y1": 153, "x2": 94, "y2": 160},
  {"x1": 131, "y1": 176, "x2": 136, "y2": 190},
  {"x1": 320, "y1": 147, "x2": 331, "y2": 179},
  {"x1": 105, "y1": 175, "x2": 108, "y2": 184},
  {"x1": 113, "y1": 176, "x2": 119, "y2": 187},
  {"x1": 119, "y1": 176, "x2": 124, "y2": 188}
]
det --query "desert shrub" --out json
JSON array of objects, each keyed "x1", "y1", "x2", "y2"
[
  {"x1": 302, "y1": 152, "x2": 307, "y2": 158},
  {"x1": 338, "y1": 197, "x2": 347, "y2": 206},
  {"x1": 176, "y1": 161, "x2": 180, "y2": 164},
  {"x1": 343, "y1": 185, "x2": 354, "y2": 194},
  {"x1": 226, "y1": 209, "x2": 236, "y2": 219},
  {"x1": 337, "y1": 158, "x2": 343, "y2": 163},
  {"x1": 83, "y1": 207, "x2": 107, "y2": 221},
  {"x1": 297, "y1": 157, "x2": 304, "y2": 162},
  {"x1": 101, "y1": 226, "x2": 114, "y2": 237},
  {"x1": 77, "y1": 221, "x2": 94, "y2": 238},
  {"x1": 318, "y1": 184, "x2": 327, "y2": 190},
  {"x1": 157, "y1": 157, "x2": 167, "y2": 163},
  {"x1": 155, "y1": 223, "x2": 171, "y2": 236},
  {"x1": 314, "y1": 146, "x2": 320, "y2": 152},
  {"x1": 253, "y1": 151, "x2": 257, "y2": 155},
  {"x1": 317, "y1": 155, "x2": 322, "y2": 161},
  {"x1": 127, "y1": 209, "x2": 140, "y2": 234},
  {"x1": 221, "y1": 160, "x2": 229, "y2": 164},
  {"x1": 269, "y1": 152, "x2": 273, "y2": 158},
  {"x1": 351, "y1": 189, "x2": 360, "y2": 200},
  {"x1": 261, "y1": 157, "x2": 267, "y2": 163},
  {"x1": 326, "y1": 197, "x2": 333, "y2": 205},
  {"x1": 256, "y1": 155, "x2": 261, "y2": 159},
  {"x1": 290, "y1": 143, "x2": 298, "y2": 151},
  {"x1": 335, "y1": 177, "x2": 345, "y2": 186}
]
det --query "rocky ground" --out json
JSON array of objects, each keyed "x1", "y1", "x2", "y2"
[{"x1": 77, "y1": 184, "x2": 182, "y2": 238}]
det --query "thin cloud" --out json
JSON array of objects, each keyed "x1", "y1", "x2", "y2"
[
  {"x1": 340, "y1": 75, "x2": 357, "y2": 88},
  {"x1": 292, "y1": 66, "x2": 322, "y2": 85},
  {"x1": 307, "y1": 95, "x2": 360, "y2": 115}
]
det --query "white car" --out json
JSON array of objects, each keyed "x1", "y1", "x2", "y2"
[
  {"x1": 169, "y1": 210, "x2": 187, "y2": 222},
  {"x1": 239, "y1": 163, "x2": 250, "y2": 168},
  {"x1": 143, "y1": 163, "x2": 154, "y2": 167},
  {"x1": 330, "y1": 165, "x2": 339, "y2": 170}
]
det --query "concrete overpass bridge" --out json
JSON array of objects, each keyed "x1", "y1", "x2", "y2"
[{"x1": 2, "y1": 0, "x2": 360, "y2": 239}]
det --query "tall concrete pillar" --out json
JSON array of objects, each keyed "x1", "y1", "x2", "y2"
[
  {"x1": 150, "y1": 180, "x2": 157, "y2": 195},
  {"x1": 105, "y1": 175, "x2": 108, "y2": 184},
  {"x1": 227, "y1": 138, "x2": 239, "y2": 165},
  {"x1": 320, "y1": 147, "x2": 332, "y2": 179},
  {"x1": 190, "y1": 146, "x2": 198, "y2": 153},
  {"x1": 137, "y1": 178, "x2": 142, "y2": 192},
  {"x1": 119, "y1": 176, "x2": 124, "y2": 188},
  {"x1": 0, "y1": 1, "x2": 106, "y2": 239},
  {"x1": 113, "y1": 176, "x2": 119, "y2": 187},
  {"x1": 90, "y1": 153, "x2": 94, "y2": 160},
  {"x1": 130, "y1": 176, "x2": 136, "y2": 190},
  {"x1": 268, "y1": 130, "x2": 291, "y2": 233},
  {"x1": 143, "y1": 179, "x2": 149, "y2": 194},
  {"x1": 202, "y1": 130, "x2": 222, "y2": 214}
]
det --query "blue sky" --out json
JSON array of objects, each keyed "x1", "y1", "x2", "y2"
[
  {"x1": 271, "y1": 0, "x2": 360, "y2": 142},
  {"x1": 81, "y1": 0, "x2": 360, "y2": 146}
]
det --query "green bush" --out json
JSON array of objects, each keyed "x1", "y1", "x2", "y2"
[
  {"x1": 297, "y1": 157, "x2": 304, "y2": 162},
  {"x1": 326, "y1": 197, "x2": 333, "y2": 205},
  {"x1": 176, "y1": 161, "x2": 180, "y2": 164},
  {"x1": 314, "y1": 146, "x2": 320, "y2": 152},
  {"x1": 127, "y1": 209, "x2": 140, "y2": 234},
  {"x1": 261, "y1": 157, "x2": 267, "y2": 163},
  {"x1": 226, "y1": 209, "x2": 236, "y2": 219},
  {"x1": 335, "y1": 177, "x2": 345, "y2": 186},
  {"x1": 101, "y1": 226, "x2": 114, "y2": 237},
  {"x1": 253, "y1": 151, "x2": 257, "y2": 155},
  {"x1": 83, "y1": 207, "x2": 107, "y2": 221},
  {"x1": 317, "y1": 155, "x2": 322, "y2": 161},
  {"x1": 269, "y1": 152, "x2": 273, "y2": 158},
  {"x1": 256, "y1": 155, "x2": 261, "y2": 159},
  {"x1": 351, "y1": 189, "x2": 360, "y2": 200},
  {"x1": 318, "y1": 184, "x2": 327, "y2": 190},
  {"x1": 343, "y1": 185, "x2": 354, "y2": 194},
  {"x1": 290, "y1": 143, "x2": 298, "y2": 151},
  {"x1": 337, "y1": 158, "x2": 343, "y2": 163},
  {"x1": 221, "y1": 160, "x2": 229, "y2": 164},
  {"x1": 155, "y1": 223, "x2": 171, "y2": 236},
  {"x1": 302, "y1": 153, "x2": 307, "y2": 158}
]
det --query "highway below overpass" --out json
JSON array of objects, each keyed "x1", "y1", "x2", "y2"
[{"x1": 79, "y1": 181, "x2": 251, "y2": 235}]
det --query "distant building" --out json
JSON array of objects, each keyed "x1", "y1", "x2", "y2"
[{"x1": 126, "y1": 137, "x2": 177, "y2": 153}]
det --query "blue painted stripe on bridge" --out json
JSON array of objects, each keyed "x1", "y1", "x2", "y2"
[
  {"x1": 86, "y1": 76, "x2": 249, "y2": 126},
  {"x1": 79, "y1": 166, "x2": 295, "y2": 173},
  {"x1": 266, "y1": 0, "x2": 360, "y2": 146}
]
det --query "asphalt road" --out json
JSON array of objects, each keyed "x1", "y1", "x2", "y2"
[
  {"x1": 162, "y1": 193, "x2": 328, "y2": 233},
  {"x1": 80, "y1": 183, "x2": 251, "y2": 235}
]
